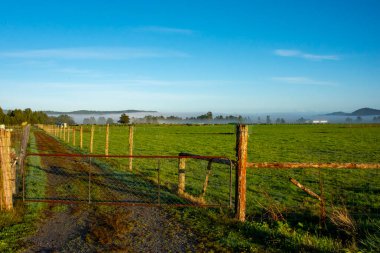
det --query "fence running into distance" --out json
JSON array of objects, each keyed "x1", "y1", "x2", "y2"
[{"x1": 0, "y1": 125, "x2": 29, "y2": 210}]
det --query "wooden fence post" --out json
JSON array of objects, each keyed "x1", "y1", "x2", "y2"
[
  {"x1": 80, "y1": 126, "x2": 83, "y2": 149},
  {"x1": 178, "y1": 157, "x2": 186, "y2": 194},
  {"x1": 18, "y1": 125, "x2": 30, "y2": 201},
  {"x1": 67, "y1": 127, "x2": 70, "y2": 143},
  {"x1": 73, "y1": 127, "x2": 76, "y2": 146},
  {"x1": 105, "y1": 124, "x2": 109, "y2": 157},
  {"x1": 201, "y1": 160, "x2": 213, "y2": 197},
  {"x1": 235, "y1": 124, "x2": 248, "y2": 222},
  {"x1": 0, "y1": 129, "x2": 13, "y2": 210},
  {"x1": 63, "y1": 126, "x2": 66, "y2": 142},
  {"x1": 129, "y1": 125, "x2": 134, "y2": 171},
  {"x1": 90, "y1": 125, "x2": 94, "y2": 153}
]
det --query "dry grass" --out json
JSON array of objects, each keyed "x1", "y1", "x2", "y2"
[
  {"x1": 329, "y1": 206, "x2": 358, "y2": 251},
  {"x1": 329, "y1": 207, "x2": 357, "y2": 236},
  {"x1": 256, "y1": 191, "x2": 285, "y2": 222},
  {"x1": 178, "y1": 191, "x2": 206, "y2": 205}
]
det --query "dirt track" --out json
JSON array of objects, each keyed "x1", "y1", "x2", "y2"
[{"x1": 24, "y1": 130, "x2": 198, "y2": 252}]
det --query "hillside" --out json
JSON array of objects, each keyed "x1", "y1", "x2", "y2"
[{"x1": 326, "y1": 107, "x2": 380, "y2": 116}]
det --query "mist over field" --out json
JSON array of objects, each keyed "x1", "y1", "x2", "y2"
[{"x1": 47, "y1": 111, "x2": 378, "y2": 124}]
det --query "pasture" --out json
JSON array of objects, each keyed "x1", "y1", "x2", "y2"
[{"x1": 43, "y1": 123, "x2": 380, "y2": 252}]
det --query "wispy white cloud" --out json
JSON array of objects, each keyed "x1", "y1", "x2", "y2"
[
  {"x1": 0, "y1": 47, "x2": 189, "y2": 60},
  {"x1": 119, "y1": 79, "x2": 241, "y2": 87},
  {"x1": 274, "y1": 49, "x2": 339, "y2": 61},
  {"x1": 0, "y1": 79, "x2": 245, "y2": 91},
  {"x1": 54, "y1": 67, "x2": 105, "y2": 78},
  {"x1": 136, "y1": 26, "x2": 194, "y2": 35},
  {"x1": 272, "y1": 76, "x2": 338, "y2": 86},
  {"x1": 274, "y1": 49, "x2": 300, "y2": 57},
  {"x1": 9, "y1": 60, "x2": 57, "y2": 67}
]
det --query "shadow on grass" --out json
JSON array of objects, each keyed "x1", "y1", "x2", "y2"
[{"x1": 24, "y1": 160, "x2": 196, "y2": 206}]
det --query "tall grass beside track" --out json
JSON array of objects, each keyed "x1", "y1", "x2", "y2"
[{"x1": 0, "y1": 132, "x2": 47, "y2": 252}]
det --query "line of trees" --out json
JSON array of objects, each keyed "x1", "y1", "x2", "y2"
[
  {"x1": 0, "y1": 107, "x2": 49, "y2": 125},
  {"x1": 130, "y1": 112, "x2": 248, "y2": 124},
  {"x1": 83, "y1": 116, "x2": 114, "y2": 125},
  {"x1": 0, "y1": 107, "x2": 77, "y2": 125}
]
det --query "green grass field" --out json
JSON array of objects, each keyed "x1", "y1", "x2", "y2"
[
  {"x1": 48, "y1": 123, "x2": 380, "y2": 252},
  {"x1": 72, "y1": 124, "x2": 380, "y2": 162}
]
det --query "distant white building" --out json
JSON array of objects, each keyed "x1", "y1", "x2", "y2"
[
  {"x1": 312, "y1": 120, "x2": 328, "y2": 124},
  {"x1": 57, "y1": 123, "x2": 67, "y2": 128}
]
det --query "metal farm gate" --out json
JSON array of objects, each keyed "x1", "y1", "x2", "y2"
[{"x1": 20, "y1": 153, "x2": 234, "y2": 208}]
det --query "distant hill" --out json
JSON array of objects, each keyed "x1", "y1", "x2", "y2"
[
  {"x1": 44, "y1": 110, "x2": 157, "y2": 115},
  {"x1": 326, "y1": 107, "x2": 380, "y2": 116}
]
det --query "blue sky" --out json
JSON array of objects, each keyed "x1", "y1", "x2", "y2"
[{"x1": 0, "y1": 0, "x2": 379, "y2": 113}]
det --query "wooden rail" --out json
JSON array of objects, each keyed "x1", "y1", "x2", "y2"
[
  {"x1": 178, "y1": 152, "x2": 233, "y2": 165},
  {"x1": 246, "y1": 162, "x2": 380, "y2": 169}
]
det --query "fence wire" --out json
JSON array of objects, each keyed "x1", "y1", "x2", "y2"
[
  {"x1": 22, "y1": 154, "x2": 233, "y2": 208},
  {"x1": 246, "y1": 167, "x2": 380, "y2": 222}
]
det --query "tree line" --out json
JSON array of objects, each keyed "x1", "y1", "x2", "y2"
[
  {"x1": 0, "y1": 107, "x2": 77, "y2": 125},
  {"x1": 0, "y1": 107, "x2": 49, "y2": 125},
  {"x1": 131, "y1": 112, "x2": 248, "y2": 124}
]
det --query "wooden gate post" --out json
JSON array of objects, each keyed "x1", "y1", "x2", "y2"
[
  {"x1": 235, "y1": 124, "x2": 248, "y2": 221},
  {"x1": 129, "y1": 125, "x2": 134, "y2": 171},
  {"x1": 178, "y1": 157, "x2": 186, "y2": 194}
]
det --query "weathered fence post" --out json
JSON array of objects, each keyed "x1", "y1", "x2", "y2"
[
  {"x1": 19, "y1": 125, "x2": 30, "y2": 201},
  {"x1": 178, "y1": 157, "x2": 186, "y2": 194},
  {"x1": 0, "y1": 129, "x2": 13, "y2": 210},
  {"x1": 80, "y1": 126, "x2": 83, "y2": 149},
  {"x1": 201, "y1": 160, "x2": 213, "y2": 198},
  {"x1": 73, "y1": 127, "x2": 76, "y2": 146},
  {"x1": 105, "y1": 124, "x2": 109, "y2": 157},
  {"x1": 63, "y1": 126, "x2": 66, "y2": 142},
  {"x1": 235, "y1": 124, "x2": 248, "y2": 222},
  {"x1": 67, "y1": 127, "x2": 70, "y2": 143},
  {"x1": 129, "y1": 125, "x2": 134, "y2": 171},
  {"x1": 90, "y1": 125, "x2": 94, "y2": 153}
]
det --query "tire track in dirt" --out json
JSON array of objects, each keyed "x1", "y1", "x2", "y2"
[{"x1": 24, "y1": 130, "x2": 198, "y2": 252}]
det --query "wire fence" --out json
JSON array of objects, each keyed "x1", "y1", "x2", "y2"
[
  {"x1": 245, "y1": 167, "x2": 380, "y2": 222},
  {"x1": 21, "y1": 154, "x2": 234, "y2": 208}
]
